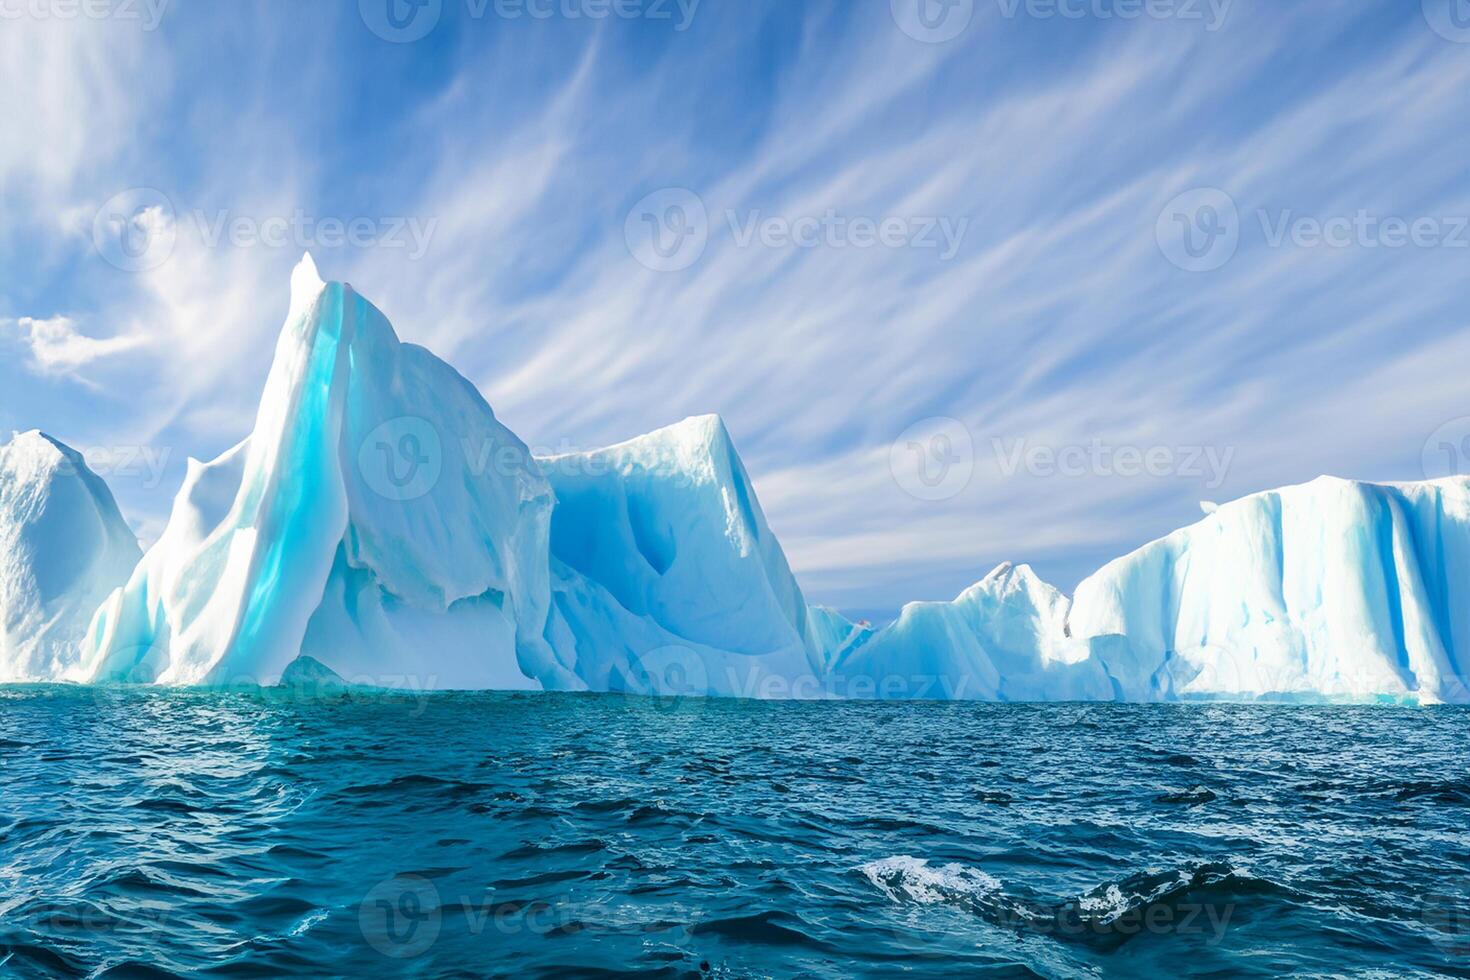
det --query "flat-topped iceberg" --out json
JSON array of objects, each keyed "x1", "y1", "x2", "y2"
[
  {"x1": 826, "y1": 479, "x2": 1470, "y2": 703},
  {"x1": 1067, "y1": 476, "x2": 1470, "y2": 703},
  {"x1": 1, "y1": 256, "x2": 1463, "y2": 702}
]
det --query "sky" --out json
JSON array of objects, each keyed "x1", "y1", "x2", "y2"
[{"x1": 3, "y1": 0, "x2": 1470, "y2": 622}]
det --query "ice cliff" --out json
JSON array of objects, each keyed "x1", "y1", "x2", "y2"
[
  {"x1": 1, "y1": 257, "x2": 1463, "y2": 702},
  {"x1": 825, "y1": 479, "x2": 1470, "y2": 703}
]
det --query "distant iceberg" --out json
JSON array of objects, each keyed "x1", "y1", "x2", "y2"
[
  {"x1": 830, "y1": 478, "x2": 1470, "y2": 703},
  {"x1": 829, "y1": 562, "x2": 1112, "y2": 701},
  {"x1": 0, "y1": 431, "x2": 140, "y2": 682},
  {"x1": 1, "y1": 255, "x2": 1463, "y2": 703},
  {"x1": 1067, "y1": 476, "x2": 1470, "y2": 703}
]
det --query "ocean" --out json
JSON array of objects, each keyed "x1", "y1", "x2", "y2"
[{"x1": 1, "y1": 688, "x2": 1467, "y2": 978}]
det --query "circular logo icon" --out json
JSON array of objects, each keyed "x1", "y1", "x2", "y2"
[
  {"x1": 358, "y1": 416, "x2": 443, "y2": 502},
  {"x1": 359, "y1": 875, "x2": 441, "y2": 959},
  {"x1": 890, "y1": 417, "x2": 974, "y2": 501},
  {"x1": 83, "y1": 642, "x2": 168, "y2": 687},
  {"x1": 1422, "y1": 417, "x2": 1470, "y2": 479},
  {"x1": 639, "y1": 644, "x2": 708, "y2": 696},
  {"x1": 1424, "y1": 0, "x2": 1470, "y2": 43},
  {"x1": 618, "y1": 644, "x2": 710, "y2": 717},
  {"x1": 891, "y1": 0, "x2": 974, "y2": 43},
  {"x1": 1156, "y1": 187, "x2": 1240, "y2": 273},
  {"x1": 624, "y1": 188, "x2": 709, "y2": 272},
  {"x1": 360, "y1": 0, "x2": 442, "y2": 42},
  {"x1": 92, "y1": 188, "x2": 176, "y2": 273}
]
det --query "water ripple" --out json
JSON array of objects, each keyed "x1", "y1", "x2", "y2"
[{"x1": 1, "y1": 689, "x2": 1466, "y2": 977}]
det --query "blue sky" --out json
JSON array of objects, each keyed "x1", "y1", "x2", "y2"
[{"x1": 3, "y1": 0, "x2": 1470, "y2": 621}]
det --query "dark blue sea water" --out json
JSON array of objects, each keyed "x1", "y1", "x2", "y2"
[{"x1": 1, "y1": 688, "x2": 1468, "y2": 978}]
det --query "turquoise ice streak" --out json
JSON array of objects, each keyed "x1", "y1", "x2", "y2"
[{"x1": 2, "y1": 689, "x2": 1467, "y2": 977}]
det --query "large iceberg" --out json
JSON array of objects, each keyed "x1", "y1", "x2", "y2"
[
  {"x1": 826, "y1": 479, "x2": 1470, "y2": 703},
  {"x1": 1066, "y1": 476, "x2": 1470, "y2": 703},
  {"x1": 82, "y1": 256, "x2": 558, "y2": 689},
  {"x1": 0, "y1": 431, "x2": 139, "y2": 681},
  {"x1": 537, "y1": 415, "x2": 824, "y2": 696},
  {"x1": 0, "y1": 256, "x2": 1459, "y2": 703},
  {"x1": 76, "y1": 258, "x2": 825, "y2": 694}
]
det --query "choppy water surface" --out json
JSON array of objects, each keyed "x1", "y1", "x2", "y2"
[{"x1": 1, "y1": 689, "x2": 1468, "y2": 978}]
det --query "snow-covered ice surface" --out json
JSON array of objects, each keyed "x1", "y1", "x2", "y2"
[
  {"x1": 2, "y1": 256, "x2": 1463, "y2": 701},
  {"x1": 0, "y1": 432, "x2": 140, "y2": 681}
]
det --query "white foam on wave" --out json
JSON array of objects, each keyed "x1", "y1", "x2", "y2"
[
  {"x1": 1075, "y1": 883, "x2": 1130, "y2": 922},
  {"x1": 859, "y1": 855, "x2": 1002, "y2": 905}
]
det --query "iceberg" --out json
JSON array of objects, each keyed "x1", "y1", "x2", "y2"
[
  {"x1": 537, "y1": 415, "x2": 825, "y2": 696},
  {"x1": 830, "y1": 478, "x2": 1470, "y2": 703},
  {"x1": 1067, "y1": 476, "x2": 1470, "y2": 703},
  {"x1": 81, "y1": 256, "x2": 558, "y2": 689},
  {"x1": 76, "y1": 258, "x2": 825, "y2": 695},
  {"x1": 0, "y1": 431, "x2": 140, "y2": 682},
  {"x1": 0, "y1": 255, "x2": 1451, "y2": 703},
  {"x1": 829, "y1": 562, "x2": 1112, "y2": 701}
]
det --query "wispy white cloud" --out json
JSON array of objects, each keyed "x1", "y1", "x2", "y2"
[{"x1": 2, "y1": 315, "x2": 144, "y2": 377}]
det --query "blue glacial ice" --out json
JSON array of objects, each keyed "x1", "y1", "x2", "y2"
[
  {"x1": 0, "y1": 254, "x2": 1459, "y2": 702},
  {"x1": 538, "y1": 415, "x2": 824, "y2": 696}
]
